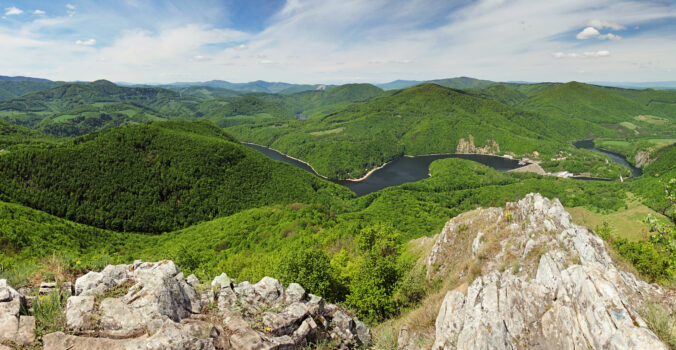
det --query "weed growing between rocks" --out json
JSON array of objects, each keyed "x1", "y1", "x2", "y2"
[
  {"x1": 33, "y1": 290, "x2": 66, "y2": 340},
  {"x1": 640, "y1": 302, "x2": 676, "y2": 349}
]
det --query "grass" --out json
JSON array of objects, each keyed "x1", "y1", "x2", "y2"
[
  {"x1": 639, "y1": 302, "x2": 676, "y2": 349},
  {"x1": 567, "y1": 194, "x2": 669, "y2": 241},
  {"x1": 635, "y1": 115, "x2": 669, "y2": 125},
  {"x1": 620, "y1": 122, "x2": 638, "y2": 130},
  {"x1": 649, "y1": 138, "x2": 676, "y2": 148},
  {"x1": 309, "y1": 127, "x2": 345, "y2": 136},
  {"x1": 33, "y1": 290, "x2": 67, "y2": 340}
]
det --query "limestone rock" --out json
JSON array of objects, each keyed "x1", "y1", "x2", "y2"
[
  {"x1": 284, "y1": 283, "x2": 305, "y2": 304},
  {"x1": 0, "y1": 279, "x2": 34, "y2": 346},
  {"x1": 428, "y1": 193, "x2": 670, "y2": 350},
  {"x1": 59, "y1": 261, "x2": 370, "y2": 349},
  {"x1": 66, "y1": 295, "x2": 95, "y2": 331},
  {"x1": 211, "y1": 272, "x2": 233, "y2": 289}
]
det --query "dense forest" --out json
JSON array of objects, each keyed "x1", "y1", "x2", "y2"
[{"x1": 0, "y1": 121, "x2": 352, "y2": 233}]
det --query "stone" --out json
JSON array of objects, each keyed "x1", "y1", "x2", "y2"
[
  {"x1": 253, "y1": 276, "x2": 284, "y2": 305},
  {"x1": 0, "y1": 288, "x2": 10, "y2": 302},
  {"x1": 43, "y1": 319, "x2": 216, "y2": 350},
  {"x1": 211, "y1": 272, "x2": 233, "y2": 289},
  {"x1": 39, "y1": 282, "x2": 57, "y2": 294},
  {"x1": 284, "y1": 282, "x2": 305, "y2": 304},
  {"x1": 429, "y1": 193, "x2": 670, "y2": 350},
  {"x1": 186, "y1": 274, "x2": 200, "y2": 286},
  {"x1": 262, "y1": 302, "x2": 309, "y2": 336},
  {"x1": 66, "y1": 295, "x2": 96, "y2": 331}
]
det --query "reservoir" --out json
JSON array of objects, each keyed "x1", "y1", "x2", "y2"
[{"x1": 245, "y1": 143, "x2": 523, "y2": 196}]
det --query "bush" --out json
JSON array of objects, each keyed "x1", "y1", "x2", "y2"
[{"x1": 277, "y1": 248, "x2": 345, "y2": 301}]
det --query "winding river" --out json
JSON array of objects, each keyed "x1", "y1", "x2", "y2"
[
  {"x1": 245, "y1": 144, "x2": 522, "y2": 196},
  {"x1": 573, "y1": 140, "x2": 642, "y2": 178},
  {"x1": 248, "y1": 140, "x2": 643, "y2": 196}
]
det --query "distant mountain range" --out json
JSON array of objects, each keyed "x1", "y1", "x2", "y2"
[{"x1": 0, "y1": 75, "x2": 52, "y2": 83}]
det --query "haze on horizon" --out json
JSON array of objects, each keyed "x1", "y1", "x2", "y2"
[{"x1": 0, "y1": 0, "x2": 675, "y2": 84}]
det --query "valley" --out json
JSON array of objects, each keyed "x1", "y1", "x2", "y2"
[{"x1": 0, "y1": 76, "x2": 673, "y2": 349}]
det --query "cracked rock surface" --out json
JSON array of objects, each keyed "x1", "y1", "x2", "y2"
[{"x1": 428, "y1": 193, "x2": 671, "y2": 350}]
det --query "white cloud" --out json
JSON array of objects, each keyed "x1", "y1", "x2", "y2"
[
  {"x1": 598, "y1": 33, "x2": 621, "y2": 40},
  {"x1": 66, "y1": 4, "x2": 76, "y2": 10},
  {"x1": 0, "y1": 0, "x2": 675, "y2": 83},
  {"x1": 5, "y1": 7, "x2": 23, "y2": 16},
  {"x1": 576, "y1": 26, "x2": 621, "y2": 40},
  {"x1": 33, "y1": 10, "x2": 46, "y2": 15},
  {"x1": 587, "y1": 19, "x2": 625, "y2": 30},
  {"x1": 554, "y1": 50, "x2": 610, "y2": 58},
  {"x1": 576, "y1": 26, "x2": 600, "y2": 39},
  {"x1": 75, "y1": 38, "x2": 96, "y2": 45}
]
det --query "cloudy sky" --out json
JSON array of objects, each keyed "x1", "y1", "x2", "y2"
[{"x1": 1, "y1": 0, "x2": 675, "y2": 84}]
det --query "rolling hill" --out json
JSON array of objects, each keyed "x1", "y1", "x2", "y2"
[
  {"x1": 0, "y1": 80, "x2": 198, "y2": 127},
  {"x1": 0, "y1": 120, "x2": 353, "y2": 233},
  {"x1": 227, "y1": 83, "x2": 603, "y2": 179},
  {"x1": 0, "y1": 80, "x2": 65, "y2": 102}
]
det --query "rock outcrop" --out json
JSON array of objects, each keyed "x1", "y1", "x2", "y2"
[
  {"x1": 0, "y1": 279, "x2": 35, "y2": 346},
  {"x1": 456, "y1": 134, "x2": 500, "y2": 154},
  {"x1": 427, "y1": 193, "x2": 671, "y2": 350},
  {"x1": 38, "y1": 260, "x2": 370, "y2": 350}
]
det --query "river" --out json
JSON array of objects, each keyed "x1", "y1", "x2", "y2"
[
  {"x1": 245, "y1": 144, "x2": 522, "y2": 196},
  {"x1": 573, "y1": 140, "x2": 643, "y2": 178}
]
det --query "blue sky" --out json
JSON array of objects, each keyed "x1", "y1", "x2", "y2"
[{"x1": 0, "y1": 0, "x2": 675, "y2": 83}]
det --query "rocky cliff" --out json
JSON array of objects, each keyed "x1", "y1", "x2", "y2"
[
  {"x1": 426, "y1": 193, "x2": 672, "y2": 349},
  {"x1": 1, "y1": 261, "x2": 369, "y2": 349}
]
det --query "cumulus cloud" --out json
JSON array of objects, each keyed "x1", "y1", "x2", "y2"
[
  {"x1": 576, "y1": 26, "x2": 600, "y2": 39},
  {"x1": 554, "y1": 50, "x2": 610, "y2": 58},
  {"x1": 66, "y1": 4, "x2": 76, "y2": 10},
  {"x1": 576, "y1": 26, "x2": 621, "y2": 40},
  {"x1": 587, "y1": 19, "x2": 625, "y2": 30},
  {"x1": 33, "y1": 9, "x2": 46, "y2": 15},
  {"x1": 5, "y1": 7, "x2": 23, "y2": 16},
  {"x1": 75, "y1": 38, "x2": 96, "y2": 45}
]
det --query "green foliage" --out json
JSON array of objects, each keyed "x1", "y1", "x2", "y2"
[
  {"x1": 345, "y1": 224, "x2": 402, "y2": 323},
  {"x1": 33, "y1": 290, "x2": 67, "y2": 339},
  {"x1": 277, "y1": 248, "x2": 345, "y2": 301},
  {"x1": 0, "y1": 120, "x2": 352, "y2": 233}
]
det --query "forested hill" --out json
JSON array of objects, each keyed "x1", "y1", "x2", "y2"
[
  {"x1": 0, "y1": 80, "x2": 65, "y2": 102},
  {"x1": 0, "y1": 80, "x2": 197, "y2": 124},
  {"x1": 226, "y1": 83, "x2": 605, "y2": 179},
  {"x1": 0, "y1": 120, "x2": 353, "y2": 233}
]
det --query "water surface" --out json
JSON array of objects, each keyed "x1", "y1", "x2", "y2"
[
  {"x1": 573, "y1": 140, "x2": 642, "y2": 178},
  {"x1": 245, "y1": 144, "x2": 522, "y2": 196}
]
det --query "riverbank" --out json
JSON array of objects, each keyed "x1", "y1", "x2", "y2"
[{"x1": 243, "y1": 142, "x2": 390, "y2": 182}]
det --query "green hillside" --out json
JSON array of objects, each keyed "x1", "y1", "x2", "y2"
[
  {"x1": 0, "y1": 80, "x2": 198, "y2": 127},
  {"x1": 227, "y1": 84, "x2": 610, "y2": 179},
  {"x1": 517, "y1": 82, "x2": 676, "y2": 128},
  {"x1": 0, "y1": 80, "x2": 65, "y2": 101},
  {"x1": 37, "y1": 103, "x2": 169, "y2": 137},
  {"x1": 0, "y1": 120, "x2": 57, "y2": 149},
  {"x1": 199, "y1": 83, "x2": 383, "y2": 128},
  {"x1": 0, "y1": 120, "x2": 352, "y2": 233}
]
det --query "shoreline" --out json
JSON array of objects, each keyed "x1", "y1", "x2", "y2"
[
  {"x1": 242, "y1": 142, "x2": 390, "y2": 182},
  {"x1": 243, "y1": 142, "x2": 531, "y2": 183}
]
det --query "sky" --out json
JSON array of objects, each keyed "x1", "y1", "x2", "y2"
[{"x1": 0, "y1": 0, "x2": 675, "y2": 84}]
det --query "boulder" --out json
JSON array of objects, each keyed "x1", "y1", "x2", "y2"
[{"x1": 284, "y1": 283, "x2": 305, "y2": 304}]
